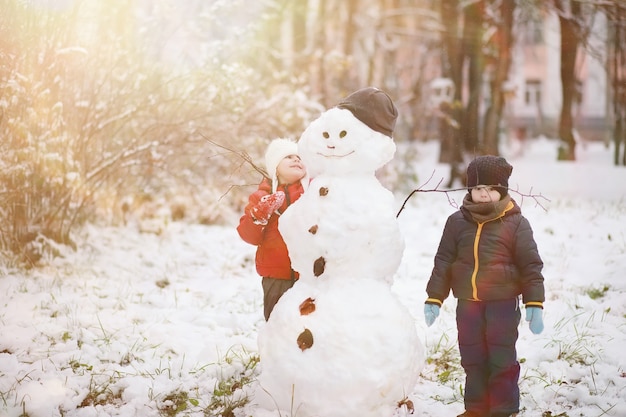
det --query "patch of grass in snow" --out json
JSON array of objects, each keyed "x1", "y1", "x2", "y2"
[
  {"x1": 204, "y1": 346, "x2": 260, "y2": 417},
  {"x1": 548, "y1": 312, "x2": 601, "y2": 366},
  {"x1": 0, "y1": 370, "x2": 35, "y2": 413},
  {"x1": 156, "y1": 278, "x2": 171, "y2": 289},
  {"x1": 521, "y1": 363, "x2": 619, "y2": 417},
  {"x1": 607, "y1": 231, "x2": 626, "y2": 254},
  {"x1": 157, "y1": 390, "x2": 199, "y2": 417},
  {"x1": 585, "y1": 284, "x2": 610, "y2": 300},
  {"x1": 1, "y1": 342, "x2": 259, "y2": 416},
  {"x1": 520, "y1": 309, "x2": 621, "y2": 416},
  {"x1": 423, "y1": 332, "x2": 464, "y2": 403},
  {"x1": 79, "y1": 372, "x2": 123, "y2": 407}
]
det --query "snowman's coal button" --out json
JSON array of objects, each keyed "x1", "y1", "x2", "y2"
[
  {"x1": 297, "y1": 328, "x2": 314, "y2": 351},
  {"x1": 299, "y1": 297, "x2": 316, "y2": 315},
  {"x1": 319, "y1": 187, "x2": 329, "y2": 196},
  {"x1": 313, "y1": 256, "x2": 326, "y2": 276},
  {"x1": 308, "y1": 225, "x2": 318, "y2": 234}
]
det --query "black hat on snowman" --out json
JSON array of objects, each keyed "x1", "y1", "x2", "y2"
[{"x1": 336, "y1": 87, "x2": 398, "y2": 138}]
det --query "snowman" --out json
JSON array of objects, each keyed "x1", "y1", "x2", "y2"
[{"x1": 257, "y1": 87, "x2": 424, "y2": 417}]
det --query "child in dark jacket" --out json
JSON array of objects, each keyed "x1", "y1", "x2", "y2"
[
  {"x1": 423, "y1": 155, "x2": 545, "y2": 417},
  {"x1": 237, "y1": 139, "x2": 308, "y2": 321}
]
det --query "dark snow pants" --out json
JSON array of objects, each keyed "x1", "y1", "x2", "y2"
[
  {"x1": 262, "y1": 277, "x2": 295, "y2": 321},
  {"x1": 456, "y1": 298, "x2": 521, "y2": 416}
]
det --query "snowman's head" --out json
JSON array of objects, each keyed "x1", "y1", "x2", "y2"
[{"x1": 298, "y1": 88, "x2": 398, "y2": 177}]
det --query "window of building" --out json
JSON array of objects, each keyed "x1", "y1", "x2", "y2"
[
  {"x1": 522, "y1": 16, "x2": 544, "y2": 45},
  {"x1": 525, "y1": 80, "x2": 542, "y2": 106}
]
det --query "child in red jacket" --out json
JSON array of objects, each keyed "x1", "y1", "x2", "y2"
[{"x1": 237, "y1": 139, "x2": 308, "y2": 320}]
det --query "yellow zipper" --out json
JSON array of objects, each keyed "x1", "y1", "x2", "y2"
[
  {"x1": 470, "y1": 201, "x2": 514, "y2": 301},
  {"x1": 471, "y1": 223, "x2": 483, "y2": 300}
]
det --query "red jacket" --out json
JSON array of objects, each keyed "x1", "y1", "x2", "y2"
[{"x1": 237, "y1": 178, "x2": 305, "y2": 280}]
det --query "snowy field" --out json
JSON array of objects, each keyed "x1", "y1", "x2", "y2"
[{"x1": 1, "y1": 138, "x2": 625, "y2": 417}]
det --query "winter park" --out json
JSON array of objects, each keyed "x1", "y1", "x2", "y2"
[{"x1": 1, "y1": 1, "x2": 626, "y2": 417}]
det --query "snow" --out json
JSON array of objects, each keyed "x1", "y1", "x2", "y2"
[{"x1": 1, "y1": 138, "x2": 625, "y2": 417}]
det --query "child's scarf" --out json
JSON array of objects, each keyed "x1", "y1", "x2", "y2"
[{"x1": 462, "y1": 193, "x2": 512, "y2": 223}]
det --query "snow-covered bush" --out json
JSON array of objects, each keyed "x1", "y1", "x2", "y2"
[{"x1": 0, "y1": 1, "x2": 323, "y2": 266}]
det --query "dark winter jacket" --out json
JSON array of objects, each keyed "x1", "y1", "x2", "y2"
[
  {"x1": 426, "y1": 196, "x2": 545, "y2": 308},
  {"x1": 237, "y1": 178, "x2": 304, "y2": 281}
]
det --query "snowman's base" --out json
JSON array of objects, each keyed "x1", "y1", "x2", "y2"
[{"x1": 257, "y1": 277, "x2": 424, "y2": 417}]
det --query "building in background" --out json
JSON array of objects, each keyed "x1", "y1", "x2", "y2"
[{"x1": 507, "y1": 10, "x2": 608, "y2": 142}]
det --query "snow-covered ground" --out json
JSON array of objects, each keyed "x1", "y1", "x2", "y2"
[{"x1": 1, "y1": 138, "x2": 625, "y2": 417}]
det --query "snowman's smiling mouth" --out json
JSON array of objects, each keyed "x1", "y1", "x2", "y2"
[{"x1": 317, "y1": 150, "x2": 355, "y2": 158}]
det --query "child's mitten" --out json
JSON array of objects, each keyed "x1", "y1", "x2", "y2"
[
  {"x1": 251, "y1": 191, "x2": 285, "y2": 225},
  {"x1": 525, "y1": 306, "x2": 544, "y2": 334},
  {"x1": 424, "y1": 304, "x2": 440, "y2": 327}
]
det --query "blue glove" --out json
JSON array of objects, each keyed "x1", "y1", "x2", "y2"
[
  {"x1": 424, "y1": 304, "x2": 440, "y2": 327},
  {"x1": 525, "y1": 307, "x2": 544, "y2": 334}
]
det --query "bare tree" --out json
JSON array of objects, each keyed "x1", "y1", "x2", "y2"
[
  {"x1": 312, "y1": 0, "x2": 328, "y2": 102},
  {"x1": 604, "y1": 2, "x2": 626, "y2": 165},
  {"x1": 482, "y1": 0, "x2": 516, "y2": 155},
  {"x1": 292, "y1": 0, "x2": 309, "y2": 72},
  {"x1": 0, "y1": 1, "x2": 322, "y2": 264},
  {"x1": 440, "y1": 0, "x2": 463, "y2": 98},
  {"x1": 439, "y1": 0, "x2": 513, "y2": 156},
  {"x1": 553, "y1": 0, "x2": 585, "y2": 161},
  {"x1": 462, "y1": 0, "x2": 486, "y2": 153},
  {"x1": 437, "y1": 0, "x2": 514, "y2": 182},
  {"x1": 438, "y1": 0, "x2": 465, "y2": 185}
]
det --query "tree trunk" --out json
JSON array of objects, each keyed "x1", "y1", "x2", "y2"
[
  {"x1": 555, "y1": 0, "x2": 581, "y2": 161},
  {"x1": 313, "y1": 0, "x2": 327, "y2": 102},
  {"x1": 440, "y1": 0, "x2": 463, "y2": 96},
  {"x1": 608, "y1": 2, "x2": 626, "y2": 166},
  {"x1": 439, "y1": 0, "x2": 464, "y2": 167},
  {"x1": 292, "y1": 0, "x2": 308, "y2": 71},
  {"x1": 482, "y1": 0, "x2": 515, "y2": 155},
  {"x1": 340, "y1": 0, "x2": 358, "y2": 93},
  {"x1": 462, "y1": 0, "x2": 485, "y2": 153}
]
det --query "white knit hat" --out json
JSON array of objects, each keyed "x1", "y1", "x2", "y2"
[{"x1": 264, "y1": 138, "x2": 302, "y2": 193}]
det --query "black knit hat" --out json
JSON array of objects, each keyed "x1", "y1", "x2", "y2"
[
  {"x1": 336, "y1": 87, "x2": 398, "y2": 137},
  {"x1": 466, "y1": 155, "x2": 513, "y2": 198}
]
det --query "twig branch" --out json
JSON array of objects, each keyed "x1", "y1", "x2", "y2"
[
  {"x1": 396, "y1": 171, "x2": 551, "y2": 217},
  {"x1": 509, "y1": 185, "x2": 551, "y2": 211},
  {"x1": 200, "y1": 134, "x2": 269, "y2": 179}
]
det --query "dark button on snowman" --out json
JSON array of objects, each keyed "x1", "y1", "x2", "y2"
[{"x1": 257, "y1": 88, "x2": 424, "y2": 417}]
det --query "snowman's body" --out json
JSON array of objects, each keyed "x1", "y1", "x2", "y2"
[
  {"x1": 280, "y1": 174, "x2": 404, "y2": 283},
  {"x1": 257, "y1": 104, "x2": 424, "y2": 417}
]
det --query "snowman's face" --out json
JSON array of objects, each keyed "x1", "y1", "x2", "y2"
[{"x1": 298, "y1": 107, "x2": 396, "y2": 177}]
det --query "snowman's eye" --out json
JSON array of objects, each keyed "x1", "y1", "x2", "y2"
[
  {"x1": 323, "y1": 131, "x2": 329, "y2": 139},
  {"x1": 339, "y1": 130, "x2": 347, "y2": 138}
]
